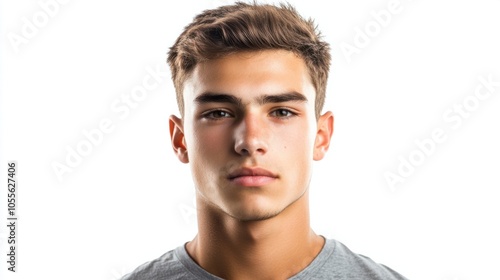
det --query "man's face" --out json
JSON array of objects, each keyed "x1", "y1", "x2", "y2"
[{"x1": 170, "y1": 50, "x2": 332, "y2": 221}]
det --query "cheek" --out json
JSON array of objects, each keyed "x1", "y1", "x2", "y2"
[
  {"x1": 274, "y1": 121, "x2": 315, "y2": 183},
  {"x1": 275, "y1": 121, "x2": 315, "y2": 156},
  {"x1": 189, "y1": 125, "x2": 231, "y2": 163},
  {"x1": 188, "y1": 128, "x2": 228, "y2": 191}
]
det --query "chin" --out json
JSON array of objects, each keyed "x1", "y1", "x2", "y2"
[{"x1": 224, "y1": 201, "x2": 287, "y2": 222}]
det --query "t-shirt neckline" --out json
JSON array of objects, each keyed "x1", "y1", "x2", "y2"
[{"x1": 174, "y1": 237, "x2": 336, "y2": 280}]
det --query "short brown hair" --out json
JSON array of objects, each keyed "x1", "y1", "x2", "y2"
[{"x1": 167, "y1": 2, "x2": 331, "y2": 118}]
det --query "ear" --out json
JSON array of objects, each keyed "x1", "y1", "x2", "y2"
[
  {"x1": 313, "y1": 111, "x2": 334, "y2": 161},
  {"x1": 169, "y1": 115, "x2": 189, "y2": 163}
]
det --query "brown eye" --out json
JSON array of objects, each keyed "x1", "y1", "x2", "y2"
[
  {"x1": 203, "y1": 110, "x2": 233, "y2": 120},
  {"x1": 271, "y1": 108, "x2": 296, "y2": 118}
]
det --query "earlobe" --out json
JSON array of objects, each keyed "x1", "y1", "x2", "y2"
[
  {"x1": 169, "y1": 115, "x2": 189, "y2": 163},
  {"x1": 313, "y1": 111, "x2": 334, "y2": 161}
]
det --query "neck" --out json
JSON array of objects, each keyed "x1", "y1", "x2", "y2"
[{"x1": 186, "y1": 191, "x2": 325, "y2": 280}]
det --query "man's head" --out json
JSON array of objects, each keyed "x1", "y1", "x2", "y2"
[
  {"x1": 167, "y1": 1, "x2": 331, "y2": 119},
  {"x1": 168, "y1": 2, "x2": 333, "y2": 222}
]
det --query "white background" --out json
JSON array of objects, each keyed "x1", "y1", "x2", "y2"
[{"x1": 1, "y1": 0, "x2": 499, "y2": 279}]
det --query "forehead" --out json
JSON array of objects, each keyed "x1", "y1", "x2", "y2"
[{"x1": 183, "y1": 50, "x2": 315, "y2": 105}]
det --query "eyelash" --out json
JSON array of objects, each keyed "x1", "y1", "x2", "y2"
[
  {"x1": 201, "y1": 110, "x2": 233, "y2": 120},
  {"x1": 269, "y1": 108, "x2": 297, "y2": 119},
  {"x1": 201, "y1": 108, "x2": 298, "y2": 120}
]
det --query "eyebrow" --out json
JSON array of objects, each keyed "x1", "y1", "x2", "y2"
[
  {"x1": 257, "y1": 92, "x2": 308, "y2": 104},
  {"x1": 194, "y1": 93, "x2": 243, "y2": 106},
  {"x1": 194, "y1": 91, "x2": 308, "y2": 106}
]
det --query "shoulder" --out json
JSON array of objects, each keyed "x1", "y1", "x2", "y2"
[
  {"x1": 297, "y1": 239, "x2": 408, "y2": 280},
  {"x1": 334, "y1": 239, "x2": 407, "y2": 279},
  {"x1": 120, "y1": 248, "x2": 189, "y2": 280}
]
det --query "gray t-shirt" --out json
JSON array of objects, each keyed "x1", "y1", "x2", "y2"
[{"x1": 121, "y1": 239, "x2": 408, "y2": 279}]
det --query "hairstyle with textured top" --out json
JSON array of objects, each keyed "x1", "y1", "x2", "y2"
[{"x1": 167, "y1": 1, "x2": 331, "y2": 118}]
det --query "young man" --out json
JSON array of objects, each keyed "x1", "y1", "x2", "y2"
[{"x1": 123, "y1": 2, "x2": 407, "y2": 279}]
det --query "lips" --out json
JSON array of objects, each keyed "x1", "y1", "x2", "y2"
[{"x1": 227, "y1": 167, "x2": 278, "y2": 187}]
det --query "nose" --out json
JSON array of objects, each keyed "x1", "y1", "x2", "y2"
[{"x1": 234, "y1": 112, "x2": 268, "y2": 156}]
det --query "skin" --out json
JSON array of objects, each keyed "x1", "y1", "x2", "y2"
[{"x1": 169, "y1": 49, "x2": 334, "y2": 279}]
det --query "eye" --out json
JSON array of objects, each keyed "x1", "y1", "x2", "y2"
[
  {"x1": 270, "y1": 108, "x2": 297, "y2": 118},
  {"x1": 202, "y1": 109, "x2": 233, "y2": 120}
]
